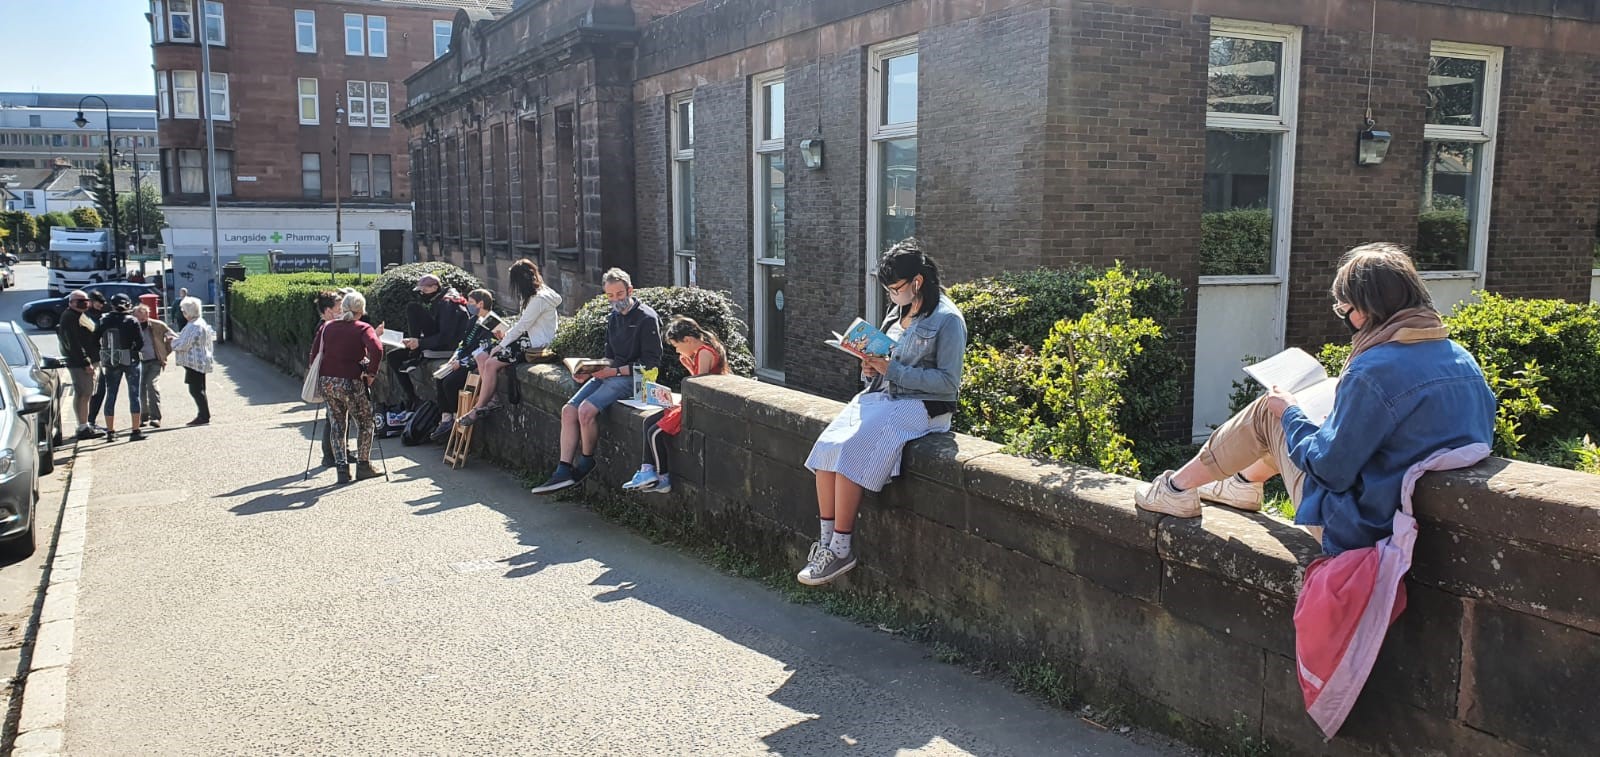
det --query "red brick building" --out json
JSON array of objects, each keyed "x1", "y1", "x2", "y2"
[
  {"x1": 403, "y1": 0, "x2": 1600, "y2": 435},
  {"x1": 149, "y1": 0, "x2": 506, "y2": 295}
]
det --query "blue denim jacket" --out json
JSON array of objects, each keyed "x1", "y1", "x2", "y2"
[
  {"x1": 871, "y1": 295, "x2": 967, "y2": 403},
  {"x1": 1284, "y1": 339, "x2": 1496, "y2": 555}
]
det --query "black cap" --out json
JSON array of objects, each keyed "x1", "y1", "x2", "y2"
[
  {"x1": 110, "y1": 293, "x2": 133, "y2": 310},
  {"x1": 89, "y1": 291, "x2": 107, "y2": 304}
]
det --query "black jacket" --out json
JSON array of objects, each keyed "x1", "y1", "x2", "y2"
[
  {"x1": 604, "y1": 299, "x2": 663, "y2": 370},
  {"x1": 97, "y1": 311, "x2": 145, "y2": 363},
  {"x1": 56, "y1": 309, "x2": 100, "y2": 368},
  {"x1": 407, "y1": 291, "x2": 472, "y2": 357}
]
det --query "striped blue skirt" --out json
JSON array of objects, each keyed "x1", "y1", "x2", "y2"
[{"x1": 805, "y1": 391, "x2": 953, "y2": 492}]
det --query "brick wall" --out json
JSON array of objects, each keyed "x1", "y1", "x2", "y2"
[
  {"x1": 685, "y1": 77, "x2": 753, "y2": 323},
  {"x1": 632, "y1": 92, "x2": 671, "y2": 288}
]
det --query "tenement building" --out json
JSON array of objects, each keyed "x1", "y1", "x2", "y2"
[
  {"x1": 401, "y1": 0, "x2": 1600, "y2": 436},
  {"x1": 148, "y1": 0, "x2": 507, "y2": 296}
]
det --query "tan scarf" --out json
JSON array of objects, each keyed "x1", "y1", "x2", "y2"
[{"x1": 1346, "y1": 306, "x2": 1449, "y2": 367}]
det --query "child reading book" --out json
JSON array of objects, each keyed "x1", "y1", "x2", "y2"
[{"x1": 621, "y1": 316, "x2": 730, "y2": 494}]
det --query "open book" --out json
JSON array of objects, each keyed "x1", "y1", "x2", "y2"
[
  {"x1": 1243, "y1": 348, "x2": 1340, "y2": 425},
  {"x1": 824, "y1": 318, "x2": 896, "y2": 359},
  {"x1": 477, "y1": 311, "x2": 506, "y2": 334},
  {"x1": 562, "y1": 357, "x2": 611, "y2": 379},
  {"x1": 619, "y1": 381, "x2": 679, "y2": 411}
]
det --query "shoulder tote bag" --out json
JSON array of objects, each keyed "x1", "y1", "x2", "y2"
[{"x1": 302, "y1": 329, "x2": 326, "y2": 404}]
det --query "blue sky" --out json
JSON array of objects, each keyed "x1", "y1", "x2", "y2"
[{"x1": 0, "y1": 1, "x2": 155, "y2": 95}]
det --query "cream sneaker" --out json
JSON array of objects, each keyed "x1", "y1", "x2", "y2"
[
  {"x1": 1135, "y1": 470, "x2": 1201, "y2": 518},
  {"x1": 1198, "y1": 474, "x2": 1265, "y2": 512}
]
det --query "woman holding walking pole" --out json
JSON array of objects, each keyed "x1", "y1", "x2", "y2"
[{"x1": 311, "y1": 291, "x2": 384, "y2": 484}]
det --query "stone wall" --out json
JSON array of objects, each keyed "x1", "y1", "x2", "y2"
[{"x1": 239, "y1": 328, "x2": 1600, "y2": 757}]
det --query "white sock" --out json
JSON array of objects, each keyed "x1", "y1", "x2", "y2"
[
  {"x1": 819, "y1": 518, "x2": 835, "y2": 545},
  {"x1": 828, "y1": 531, "x2": 853, "y2": 558}
]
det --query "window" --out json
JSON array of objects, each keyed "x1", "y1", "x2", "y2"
[
  {"x1": 204, "y1": 1, "x2": 224, "y2": 45},
  {"x1": 373, "y1": 154, "x2": 392, "y2": 199},
  {"x1": 669, "y1": 94, "x2": 695, "y2": 285},
  {"x1": 213, "y1": 149, "x2": 233, "y2": 196},
  {"x1": 344, "y1": 13, "x2": 363, "y2": 55},
  {"x1": 347, "y1": 81, "x2": 367, "y2": 127},
  {"x1": 434, "y1": 21, "x2": 452, "y2": 59},
  {"x1": 297, "y1": 78, "x2": 319, "y2": 124},
  {"x1": 1202, "y1": 20, "x2": 1300, "y2": 278},
  {"x1": 169, "y1": 0, "x2": 194, "y2": 42},
  {"x1": 209, "y1": 73, "x2": 229, "y2": 120},
  {"x1": 865, "y1": 39, "x2": 918, "y2": 317},
  {"x1": 366, "y1": 16, "x2": 387, "y2": 57},
  {"x1": 294, "y1": 9, "x2": 316, "y2": 53},
  {"x1": 519, "y1": 118, "x2": 541, "y2": 246},
  {"x1": 1419, "y1": 42, "x2": 1502, "y2": 273},
  {"x1": 554, "y1": 108, "x2": 576, "y2": 249},
  {"x1": 349, "y1": 154, "x2": 370, "y2": 197},
  {"x1": 445, "y1": 137, "x2": 460, "y2": 236},
  {"x1": 178, "y1": 149, "x2": 205, "y2": 194},
  {"x1": 491, "y1": 124, "x2": 508, "y2": 239},
  {"x1": 467, "y1": 132, "x2": 483, "y2": 238},
  {"x1": 752, "y1": 74, "x2": 786, "y2": 375},
  {"x1": 152, "y1": 0, "x2": 166, "y2": 43},
  {"x1": 156, "y1": 72, "x2": 170, "y2": 119},
  {"x1": 369, "y1": 82, "x2": 389, "y2": 128},
  {"x1": 301, "y1": 153, "x2": 321, "y2": 199},
  {"x1": 172, "y1": 70, "x2": 200, "y2": 118}
]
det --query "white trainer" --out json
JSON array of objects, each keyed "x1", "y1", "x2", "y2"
[
  {"x1": 1134, "y1": 470, "x2": 1201, "y2": 518},
  {"x1": 1198, "y1": 475, "x2": 1265, "y2": 512}
]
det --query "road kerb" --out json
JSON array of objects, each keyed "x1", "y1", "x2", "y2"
[{"x1": 14, "y1": 455, "x2": 92, "y2": 755}]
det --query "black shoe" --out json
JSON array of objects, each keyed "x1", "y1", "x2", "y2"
[
  {"x1": 76, "y1": 427, "x2": 104, "y2": 440},
  {"x1": 572, "y1": 455, "x2": 596, "y2": 482},
  {"x1": 336, "y1": 464, "x2": 352, "y2": 484},
  {"x1": 356, "y1": 461, "x2": 382, "y2": 481},
  {"x1": 104, "y1": 429, "x2": 117, "y2": 442},
  {"x1": 129, "y1": 430, "x2": 146, "y2": 442},
  {"x1": 186, "y1": 417, "x2": 210, "y2": 426},
  {"x1": 321, "y1": 454, "x2": 336, "y2": 468}
]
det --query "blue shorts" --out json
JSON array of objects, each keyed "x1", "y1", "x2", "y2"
[{"x1": 567, "y1": 374, "x2": 633, "y2": 412}]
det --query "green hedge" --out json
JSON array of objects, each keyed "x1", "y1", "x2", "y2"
[
  {"x1": 1447, "y1": 293, "x2": 1600, "y2": 446},
  {"x1": 1200, "y1": 208, "x2": 1272, "y2": 276},
  {"x1": 550, "y1": 287, "x2": 755, "y2": 388},
  {"x1": 946, "y1": 265, "x2": 1186, "y2": 443},
  {"x1": 1414, "y1": 209, "x2": 1469, "y2": 270},
  {"x1": 230, "y1": 273, "x2": 371, "y2": 357}
]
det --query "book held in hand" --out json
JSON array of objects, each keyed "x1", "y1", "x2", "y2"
[
  {"x1": 824, "y1": 318, "x2": 896, "y2": 359},
  {"x1": 1243, "y1": 348, "x2": 1340, "y2": 425},
  {"x1": 562, "y1": 357, "x2": 611, "y2": 379}
]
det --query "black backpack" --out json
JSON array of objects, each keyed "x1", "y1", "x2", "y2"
[
  {"x1": 99, "y1": 317, "x2": 133, "y2": 368},
  {"x1": 401, "y1": 400, "x2": 441, "y2": 446}
]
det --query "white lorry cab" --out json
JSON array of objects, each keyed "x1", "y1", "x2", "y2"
[{"x1": 47, "y1": 227, "x2": 125, "y2": 297}]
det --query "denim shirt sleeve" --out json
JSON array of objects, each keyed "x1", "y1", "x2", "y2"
[
  {"x1": 884, "y1": 311, "x2": 966, "y2": 397},
  {"x1": 1283, "y1": 370, "x2": 1397, "y2": 494}
]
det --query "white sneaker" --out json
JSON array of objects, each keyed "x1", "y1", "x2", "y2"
[
  {"x1": 1198, "y1": 475, "x2": 1265, "y2": 512},
  {"x1": 1134, "y1": 470, "x2": 1201, "y2": 518}
]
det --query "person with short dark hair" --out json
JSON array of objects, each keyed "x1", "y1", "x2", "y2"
[
  {"x1": 390, "y1": 273, "x2": 471, "y2": 406},
  {"x1": 797, "y1": 239, "x2": 967, "y2": 586},
  {"x1": 1136, "y1": 243, "x2": 1497, "y2": 555},
  {"x1": 458, "y1": 259, "x2": 561, "y2": 427},
  {"x1": 430, "y1": 288, "x2": 505, "y2": 440},
  {"x1": 56, "y1": 290, "x2": 103, "y2": 440},
  {"x1": 86, "y1": 290, "x2": 109, "y2": 423},
  {"x1": 133, "y1": 304, "x2": 174, "y2": 428},
  {"x1": 97, "y1": 294, "x2": 146, "y2": 442}
]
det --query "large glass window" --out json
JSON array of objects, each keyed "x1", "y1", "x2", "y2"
[
  {"x1": 1201, "y1": 21, "x2": 1300, "y2": 278},
  {"x1": 434, "y1": 21, "x2": 452, "y2": 59},
  {"x1": 1419, "y1": 43, "x2": 1502, "y2": 273},
  {"x1": 866, "y1": 39, "x2": 918, "y2": 318},
  {"x1": 295, "y1": 9, "x2": 316, "y2": 53},
  {"x1": 152, "y1": 0, "x2": 166, "y2": 43},
  {"x1": 204, "y1": 1, "x2": 224, "y2": 45},
  {"x1": 212, "y1": 149, "x2": 233, "y2": 196},
  {"x1": 669, "y1": 94, "x2": 695, "y2": 285},
  {"x1": 350, "y1": 154, "x2": 370, "y2": 197},
  {"x1": 297, "y1": 78, "x2": 319, "y2": 124},
  {"x1": 172, "y1": 70, "x2": 199, "y2": 119},
  {"x1": 156, "y1": 72, "x2": 169, "y2": 119},
  {"x1": 301, "y1": 152, "x2": 321, "y2": 199},
  {"x1": 753, "y1": 73, "x2": 786, "y2": 376},
  {"x1": 178, "y1": 149, "x2": 205, "y2": 194},
  {"x1": 169, "y1": 0, "x2": 194, "y2": 42},
  {"x1": 372, "y1": 154, "x2": 392, "y2": 199},
  {"x1": 344, "y1": 13, "x2": 363, "y2": 55},
  {"x1": 519, "y1": 118, "x2": 542, "y2": 246},
  {"x1": 366, "y1": 16, "x2": 387, "y2": 57},
  {"x1": 208, "y1": 73, "x2": 229, "y2": 120}
]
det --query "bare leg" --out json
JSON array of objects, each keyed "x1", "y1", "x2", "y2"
[
  {"x1": 558, "y1": 404, "x2": 580, "y2": 464},
  {"x1": 1173, "y1": 456, "x2": 1275, "y2": 490},
  {"x1": 832, "y1": 475, "x2": 866, "y2": 532},
  {"x1": 1170, "y1": 395, "x2": 1305, "y2": 507},
  {"x1": 472, "y1": 353, "x2": 506, "y2": 412},
  {"x1": 815, "y1": 471, "x2": 837, "y2": 519},
  {"x1": 577, "y1": 401, "x2": 601, "y2": 456}
]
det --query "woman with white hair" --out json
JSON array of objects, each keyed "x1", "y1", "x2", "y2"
[
  {"x1": 309, "y1": 290, "x2": 384, "y2": 484},
  {"x1": 170, "y1": 297, "x2": 216, "y2": 427}
]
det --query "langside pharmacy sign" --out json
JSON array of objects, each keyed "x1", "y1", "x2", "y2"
[{"x1": 221, "y1": 230, "x2": 335, "y2": 247}]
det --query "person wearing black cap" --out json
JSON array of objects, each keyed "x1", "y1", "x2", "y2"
[
  {"x1": 97, "y1": 294, "x2": 147, "y2": 441},
  {"x1": 55, "y1": 290, "x2": 103, "y2": 440},
  {"x1": 388, "y1": 273, "x2": 469, "y2": 407},
  {"x1": 85, "y1": 290, "x2": 110, "y2": 426}
]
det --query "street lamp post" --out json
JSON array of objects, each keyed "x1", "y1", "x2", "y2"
[
  {"x1": 73, "y1": 95, "x2": 121, "y2": 264},
  {"x1": 119, "y1": 148, "x2": 145, "y2": 261}
]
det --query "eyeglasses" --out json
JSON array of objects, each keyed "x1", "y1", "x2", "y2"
[
  {"x1": 882, "y1": 279, "x2": 913, "y2": 296},
  {"x1": 1332, "y1": 302, "x2": 1353, "y2": 319}
]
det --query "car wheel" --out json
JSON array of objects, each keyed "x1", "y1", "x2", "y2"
[
  {"x1": 52, "y1": 405, "x2": 63, "y2": 447},
  {"x1": 0, "y1": 494, "x2": 36, "y2": 562},
  {"x1": 38, "y1": 425, "x2": 54, "y2": 477},
  {"x1": 32, "y1": 311, "x2": 57, "y2": 331}
]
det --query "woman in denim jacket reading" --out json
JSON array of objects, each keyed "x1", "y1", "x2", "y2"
[
  {"x1": 1136, "y1": 243, "x2": 1496, "y2": 555},
  {"x1": 799, "y1": 239, "x2": 967, "y2": 585}
]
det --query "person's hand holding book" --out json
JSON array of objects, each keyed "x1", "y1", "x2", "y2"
[{"x1": 860, "y1": 355, "x2": 889, "y2": 377}]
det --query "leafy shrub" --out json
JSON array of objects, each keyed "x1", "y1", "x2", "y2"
[
  {"x1": 954, "y1": 345, "x2": 1044, "y2": 443},
  {"x1": 550, "y1": 287, "x2": 754, "y2": 388},
  {"x1": 230, "y1": 272, "x2": 371, "y2": 356},
  {"x1": 364, "y1": 262, "x2": 483, "y2": 333},
  {"x1": 1479, "y1": 360, "x2": 1554, "y2": 458},
  {"x1": 946, "y1": 264, "x2": 1185, "y2": 442},
  {"x1": 36, "y1": 211, "x2": 75, "y2": 236},
  {"x1": 1414, "y1": 209, "x2": 1468, "y2": 270},
  {"x1": 69, "y1": 207, "x2": 102, "y2": 228},
  {"x1": 1446, "y1": 293, "x2": 1600, "y2": 445},
  {"x1": 1200, "y1": 208, "x2": 1273, "y2": 277}
]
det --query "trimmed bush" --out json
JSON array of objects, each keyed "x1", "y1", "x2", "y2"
[
  {"x1": 230, "y1": 272, "x2": 371, "y2": 357},
  {"x1": 1414, "y1": 209, "x2": 1469, "y2": 270},
  {"x1": 69, "y1": 207, "x2": 102, "y2": 229},
  {"x1": 550, "y1": 287, "x2": 754, "y2": 388},
  {"x1": 954, "y1": 345, "x2": 1044, "y2": 444},
  {"x1": 1200, "y1": 208, "x2": 1272, "y2": 277},
  {"x1": 946, "y1": 265, "x2": 1185, "y2": 443},
  {"x1": 364, "y1": 262, "x2": 483, "y2": 332},
  {"x1": 1446, "y1": 293, "x2": 1600, "y2": 445}
]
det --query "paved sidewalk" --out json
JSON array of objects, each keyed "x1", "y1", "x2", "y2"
[{"x1": 58, "y1": 345, "x2": 1175, "y2": 755}]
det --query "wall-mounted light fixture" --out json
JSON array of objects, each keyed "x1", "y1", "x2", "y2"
[
  {"x1": 1357, "y1": 119, "x2": 1391, "y2": 166},
  {"x1": 799, "y1": 138, "x2": 824, "y2": 170}
]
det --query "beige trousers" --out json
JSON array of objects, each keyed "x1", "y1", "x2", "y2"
[{"x1": 1197, "y1": 396, "x2": 1320, "y2": 539}]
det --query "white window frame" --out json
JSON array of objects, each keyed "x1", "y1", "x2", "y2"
[
  {"x1": 204, "y1": 1, "x2": 224, "y2": 45},
  {"x1": 752, "y1": 70, "x2": 785, "y2": 379},
  {"x1": 366, "y1": 15, "x2": 387, "y2": 58},
  {"x1": 343, "y1": 13, "x2": 363, "y2": 55},
  {"x1": 1421, "y1": 41, "x2": 1502, "y2": 280},
  {"x1": 152, "y1": 0, "x2": 166, "y2": 43},
  {"x1": 208, "y1": 72, "x2": 229, "y2": 121},
  {"x1": 433, "y1": 20, "x2": 452, "y2": 59},
  {"x1": 369, "y1": 82, "x2": 390, "y2": 128},
  {"x1": 297, "y1": 77, "x2": 319, "y2": 125},
  {"x1": 156, "y1": 71, "x2": 170, "y2": 119},
  {"x1": 347, "y1": 81, "x2": 368, "y2": 127},
  {"x1": 1200, "y1": 19, "x2": 1301, "y2": 287},
  {"x1": 169, "y1": 0, "x2": 194, "y2": 42},
  {"x1": 865, "y1": 36, "x2": 918, "y2": 319},
  {"x1": 669, "y1": 92, "x2": 695, "y2": 286},
  {"x1": 294, "y1": 9, "x2": 316, "y2": 53},
  {"x1": 172, "y1": 70, "x2": 200, "y2": 119}
]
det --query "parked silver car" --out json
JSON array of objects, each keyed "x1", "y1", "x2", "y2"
[{"x1": 0, "y1": 366, "x2": 47, "y2": 561}]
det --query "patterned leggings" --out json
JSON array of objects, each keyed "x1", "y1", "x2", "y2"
[{"x1": 320, "y1": 376, "x2": 373, "y2": 464}]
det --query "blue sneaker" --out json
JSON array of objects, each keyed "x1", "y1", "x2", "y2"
[
  {"x1": 622, "y1": 466, "x2": 658, "y2": 491},
  {"x1": 531, "y1": 463, "x2": 577, "y2": 494},
  {"x1": 645, "y1": 473, "x2": 671, "y2": 494},
  {"x1": 572, "y1": 455, "x2": 596, "y2": 483}
]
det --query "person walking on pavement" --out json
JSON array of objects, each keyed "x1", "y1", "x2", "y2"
[
  {"x1": 97, "y1": 294, "x2": 147, "y2": 442},
  {"x1": 55, "y1": 290, "x2": 104, "y2": 440},
  {"x1": 171, "y1": 297, "x2": 215, "y2": 427},
  {"x1": 311, "y1": 291, "x2": 384, "y2": 484},
  {"x1": 134, "y1": 305, "x2": 174, "y2": 428}
]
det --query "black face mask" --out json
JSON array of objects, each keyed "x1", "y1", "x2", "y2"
[{"x1": 1338, "y1": 310, "x2": 1359, "y2": 333}]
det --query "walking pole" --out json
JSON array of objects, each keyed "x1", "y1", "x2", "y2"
[
  {"x1": 303, "y1": 402, "x2": 323, "y2": 481},
  {"x1": 365, "y1": 383, "x2": 390, "y2": 482}
]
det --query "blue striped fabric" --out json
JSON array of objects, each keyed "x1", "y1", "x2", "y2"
[{"x1": 805, "y1": 391, "x2": 951, "y2": 492}]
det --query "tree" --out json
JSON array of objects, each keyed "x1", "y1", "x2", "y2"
[
  {"x1": 70, "y1": 206, "x2": 103, "y2": 228},
  {"x1": 90, "y1": 161, "x2": 117, "y2": 222},
  {"x1": 36, "y1": 211, "x2": 76, "y2": 237},
  {"x1": 0, "y1": 211, "x2": 37, "y2": 251},
  {"x1": 116, "y1": 184, "x2": 165, "y2": 253}
]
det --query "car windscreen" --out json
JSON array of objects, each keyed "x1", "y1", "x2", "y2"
[{"x1": 0, "y1": 333, "x2": 25, "y2": 368}]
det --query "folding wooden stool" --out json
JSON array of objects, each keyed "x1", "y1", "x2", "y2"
[{"x1": 444, "y1": 372, "x2": 480, "y2": 468}]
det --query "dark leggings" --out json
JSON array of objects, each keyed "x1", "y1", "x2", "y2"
[
  {"x1": 185, "y1": 368, "x2": 210, "y2": 421},
  {"x1": 645, "y1": 418, "x2": 671, "y2": 475},
  {"x1": 438, "y1": 364, "x2": 471, "y2": 410}
]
